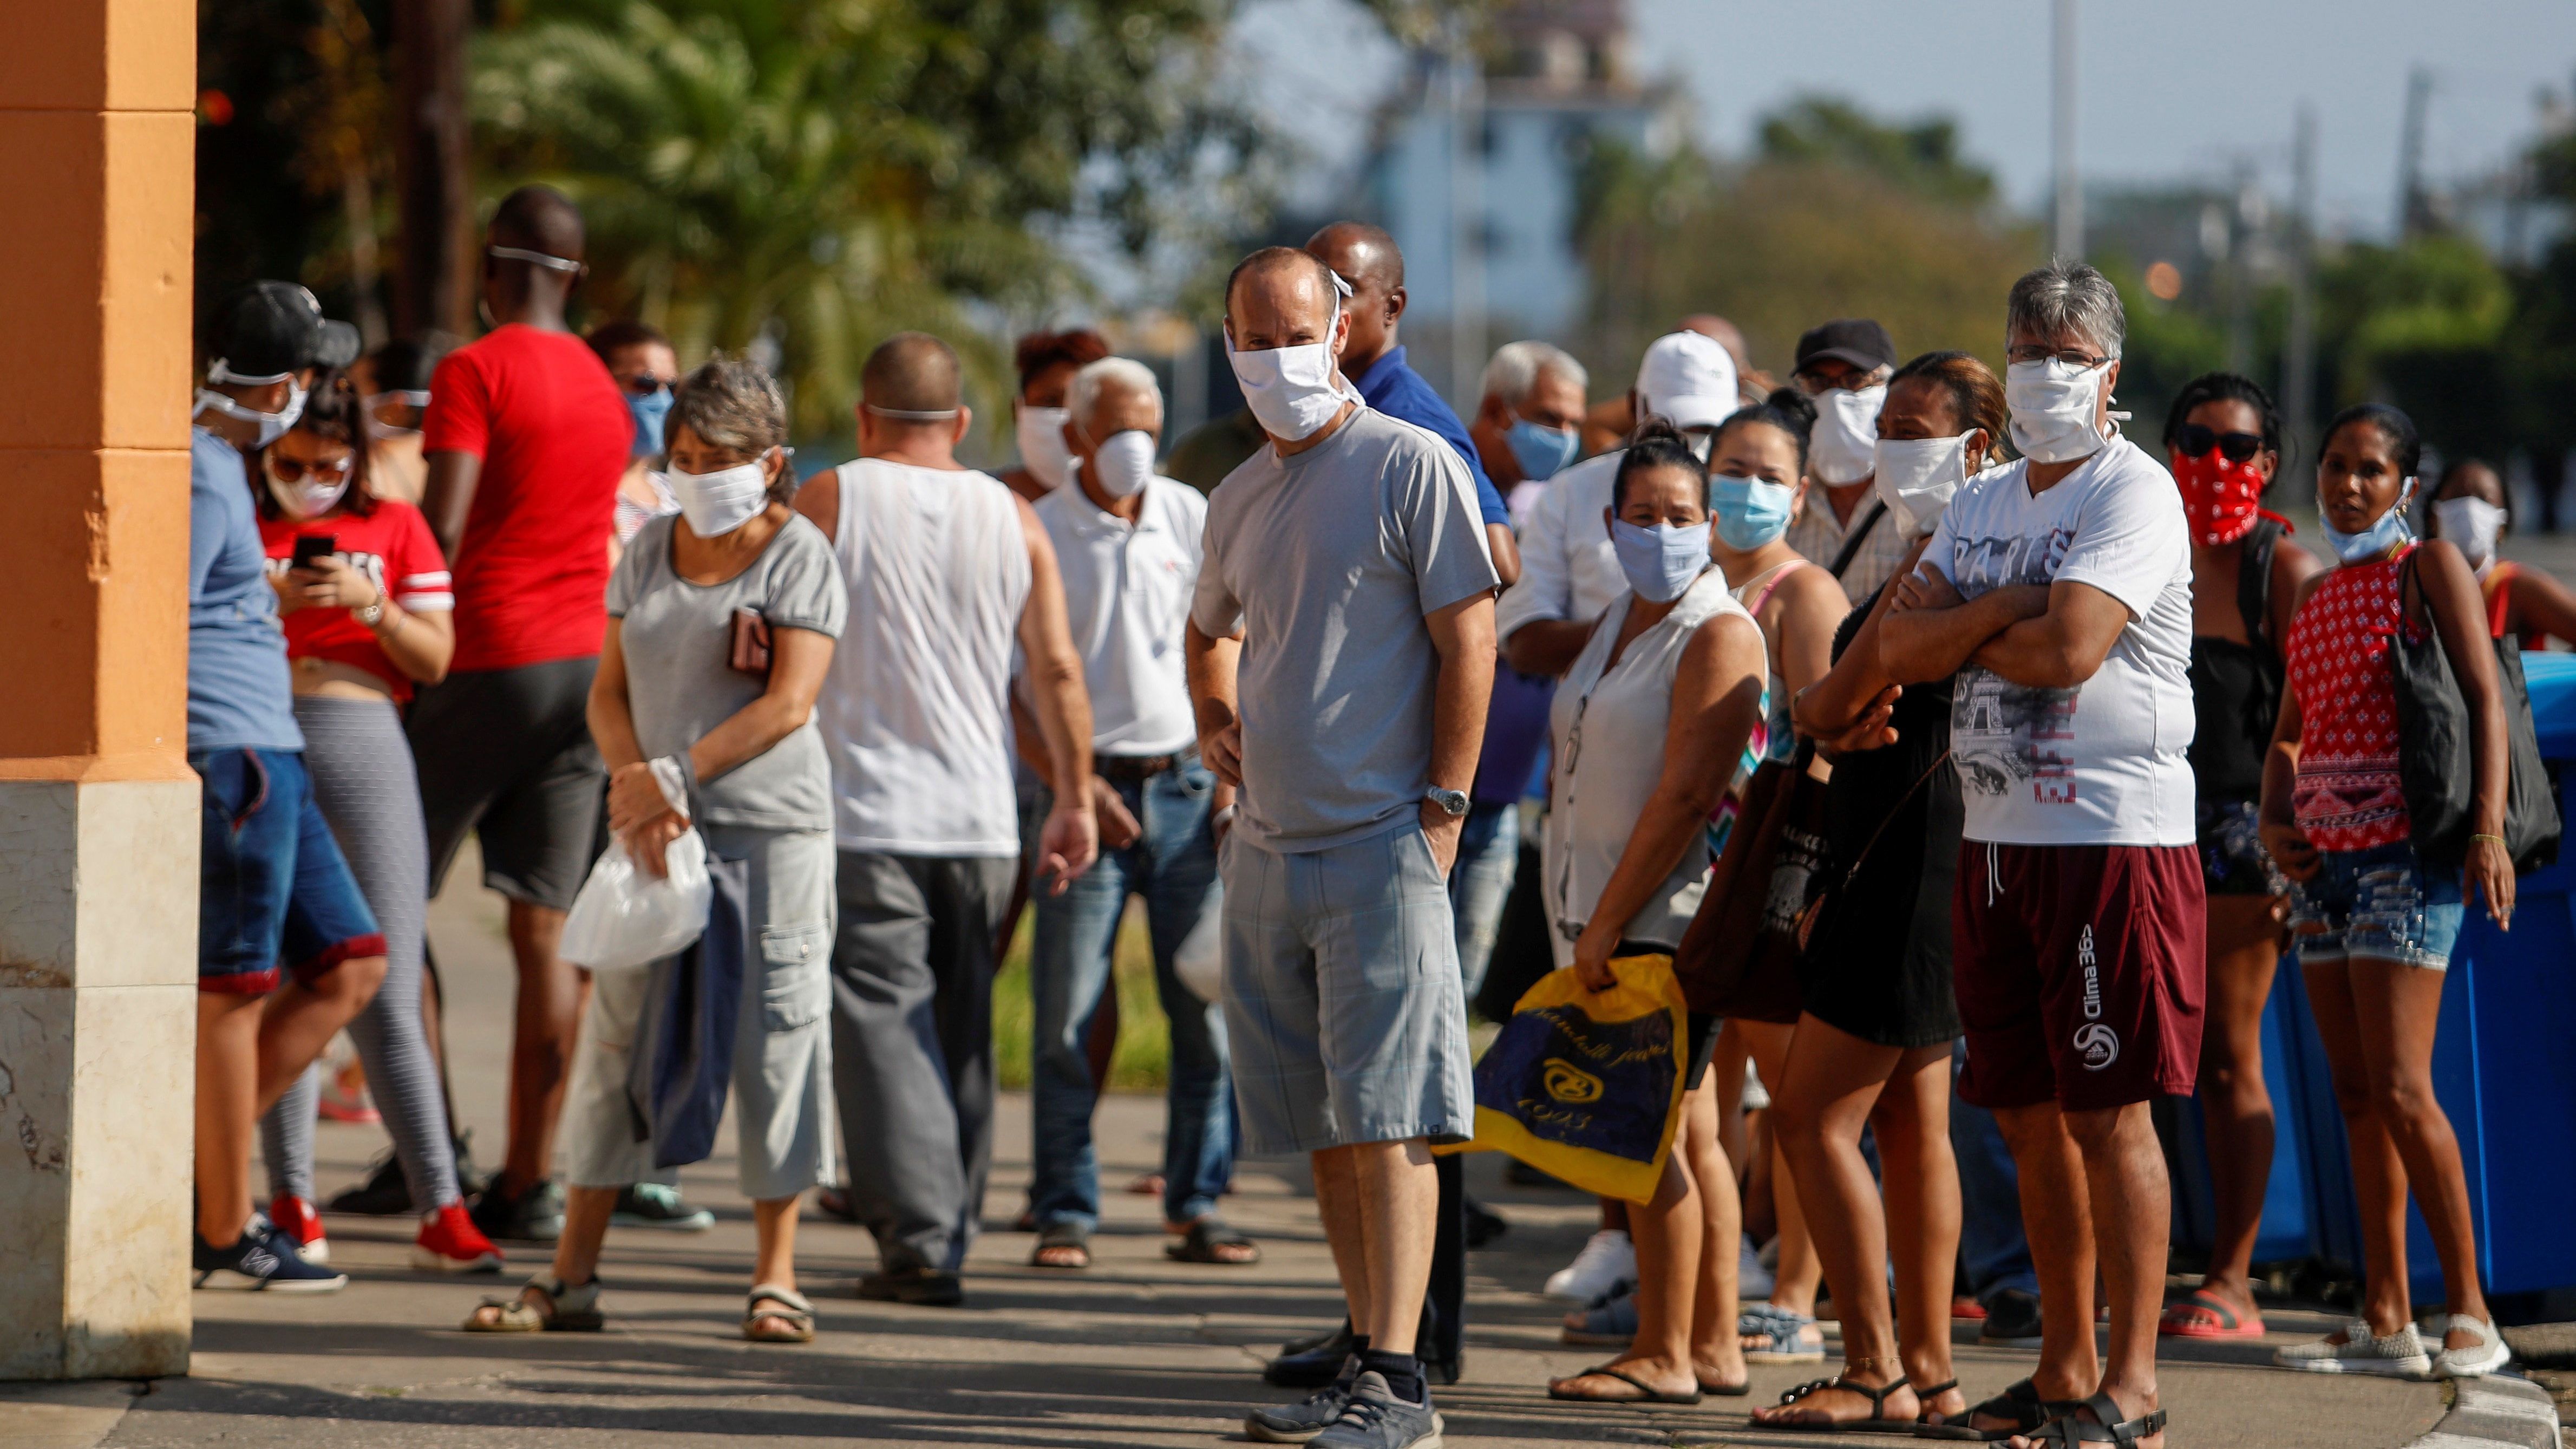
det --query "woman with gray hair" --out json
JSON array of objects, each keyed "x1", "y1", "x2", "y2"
[{"x1": 462, "y1": 354, "x2": 847, "y2": 1343}]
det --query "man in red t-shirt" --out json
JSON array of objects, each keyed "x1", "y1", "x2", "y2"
[{"x1": 412, "y1": 185, "x2": 631, "y2": 1243}]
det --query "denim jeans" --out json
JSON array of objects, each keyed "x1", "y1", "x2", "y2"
[
  {"x1": 1951, "y1": 1040, "x2": 2038, "y2": 1302},
  {"x1": 1029, "y1": 762, "x2": 1230, "y2": 1229},
  {"x1": 1447, "y1": 798, "x2": 1520, "y2": 1004}
]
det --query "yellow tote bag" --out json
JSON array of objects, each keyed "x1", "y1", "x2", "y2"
[{"x1": 1450, "y1": 953, "x2": 1689, "y2": 1204}]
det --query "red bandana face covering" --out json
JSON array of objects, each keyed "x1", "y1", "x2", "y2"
[{"x1": 2173, "y1": 447, "x2": 2291, "y2": 546}]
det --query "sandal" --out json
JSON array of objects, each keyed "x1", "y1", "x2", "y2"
[
  {"x1": 1031, "y1": 1222, "x2": 1091, "y2": 1270},
  {"x1": 1740, "y1": 1302, "x2": 1825, "y2": 1363},
  {"x1": 1165, "y1": 1216, "x2": 1260, "y2": 1265},
  {"x1": 1548, "y1": 1363, "x2": 1703, "y2": 1405},
  {"x1": 743, "y1": 1283, "x2": 815, "y2": 1343},
  {"x1": 2157, "y1": 1288, "x2": 2265, "y2": 1339},
  {"x1": 1754, "y1": 1374, "x2": 1917, "y2": 1432},
  {"x1": 461, "y1": 1272, "x2": 603, "y2": 1333},
  {"x1": 2022, "y1": 1390, "x2": 2166, "y2": 1446},
  {"x1": 1915, "y1": 1377, "x2": 2085, "y2": 1442}
]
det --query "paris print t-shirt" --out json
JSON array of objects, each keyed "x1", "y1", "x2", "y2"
[{"x1": 1921, "y1": 435, "x2": 2196, "y2": 847}]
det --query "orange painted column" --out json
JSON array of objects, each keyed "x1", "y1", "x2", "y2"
[{"x1": 0, "y1": 0, "x2": 200, "y2": 1379}]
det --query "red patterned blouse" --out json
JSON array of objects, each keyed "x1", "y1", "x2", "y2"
[{"x1": 2284, "y1": 544, "x2": 2419, "y2": 851}]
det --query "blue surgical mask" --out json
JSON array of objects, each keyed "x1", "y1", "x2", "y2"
[
  {"x1": 1506, "y1": 419, "x2": 1579, "y2": 482},
  {"x1": 1610, "y1": 519, "x2": 1712, "y2": 604},
  {"x1": 1709, "y1": 473, "x2": 1796, "y2": 551},
  {"x1": 629, "y1": 387, "x2": 674, "y2": 459},
  {"x1": 2319, "y1": 477, "x2": 2418, "y2": 564}
]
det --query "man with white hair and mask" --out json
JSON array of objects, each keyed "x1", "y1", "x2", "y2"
[
  {"x1": 1470, "y1": 340, "x2": 1590, "y2": 525},
  {"x1": 1499, "y1": 330, "x2": 1738, "y2": 678},
  {"x1": 1189, "y1": 246, "x2": 1496, "y2": 1449},
  {"x1": 1019, "y1": 357, "x2": 1246, "y2": 1274}
]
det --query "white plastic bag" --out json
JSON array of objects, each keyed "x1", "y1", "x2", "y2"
[
  {"x1": 560, "y1": 829, "x2": 712, "y2": 973},
  {"x1": 1173, "y1": 882, "x2": 1225, "y2": 1003}
]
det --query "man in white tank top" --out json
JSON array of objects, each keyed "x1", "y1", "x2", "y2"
[{"x1": 794, "y1": 332, "x2": 1100, "y2": 1305}]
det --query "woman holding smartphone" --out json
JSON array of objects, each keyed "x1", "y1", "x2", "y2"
[
  {"x1": 464, "y1": 354, "x2": 845, "y2": 1343},
  {"x1": 254, "y1": 369, "x2": 501, "y2": 1274}
]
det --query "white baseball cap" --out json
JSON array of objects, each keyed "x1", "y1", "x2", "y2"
[{"x1": 1635, "y1": 331, "x2": 1741, "y2": 432}]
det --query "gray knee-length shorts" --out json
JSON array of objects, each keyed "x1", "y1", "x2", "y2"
[{"x1": 1219, "y1": 821, "x2": 1474, "y2": 1157}]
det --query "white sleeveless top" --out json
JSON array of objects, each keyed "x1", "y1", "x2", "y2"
[
  {"x1": 816, "y1": 458, "x2": 1031, "y2": 855},
  {"x1": 1542, "y1": 566, "x2": 1751, "y2": 965}
]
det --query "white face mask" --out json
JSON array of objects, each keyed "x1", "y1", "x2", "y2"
[
  {"x1": 1873, "y1": 434, "x2": 1973, "y2": 539},
  {"x1": 1809, "y1": 384, "x2": 1886, "y2": 486},
  {"x1": 668, "y1": 453, "x2": 775, "y2": 538},
  {"x1": 195, "y1": 381, "x2": 309, "y2": 449},
  {"x1": 2432, "y1": 495, "x2": 2506, "y2": 572},
  {"x1": 1226, "y1": 296, "x2": 1352, "y2": 442},
  {"x1": 2005, "y1": 357, "x2": 2116, "y2": 464},
  {"x1": 1087, "y1": 429, "x2": 1156, "y2": 500},
  {"x1": 1016, "y1": 404, "x2": 1073, "y2": 490},
  {"x1": 263, "y1": 456, "x2": 351, "y2": 520}
]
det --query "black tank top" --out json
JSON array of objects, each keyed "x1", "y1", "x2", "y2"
[{"x1": 2187, "y1": 519, "x2": 2283, "y2": 802}]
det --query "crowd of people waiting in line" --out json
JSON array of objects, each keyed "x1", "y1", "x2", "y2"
[{"x1": 183, "y1": 180, "x2": 2554, "y2": 1448}]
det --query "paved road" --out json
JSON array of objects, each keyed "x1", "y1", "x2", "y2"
[{"x1": 21, "y1": 856, "x2": 2463, "y2": 1446}]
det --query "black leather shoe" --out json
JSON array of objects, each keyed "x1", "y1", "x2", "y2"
[
  {"x1": 1266, "y1": 1320, "x2": 1357, "y2": 1387},
  {"x1": 1462, "y1": 1195, "x2": 1508, "y2": 1249}
]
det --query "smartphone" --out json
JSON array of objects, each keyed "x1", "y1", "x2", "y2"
[{"x1": 291, "y1": 534, "x2": 337, "y2": 569}]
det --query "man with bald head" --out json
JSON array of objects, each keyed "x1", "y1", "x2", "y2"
[
  {"x1": 412, "y1": 184, "x2": 635, "y2": 1243},
  {"x1": 1306, "y1": 222, "x2": 1520, "y2": 586},
  {"x1": 796, "y1": 330, "x2": 1099, "y2": 1306},
  {"x1": 1188, "y1": 245, "x2": 1496, "y2": 1449}
]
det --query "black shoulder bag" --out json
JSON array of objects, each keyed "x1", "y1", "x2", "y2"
[{"x1": 2388, "y1": 550, "x2": 2560, "y2": 872}]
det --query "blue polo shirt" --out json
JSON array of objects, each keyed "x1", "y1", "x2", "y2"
[{"x1": 1350, "y1": 345, "x2": 1509, "y2": 527}]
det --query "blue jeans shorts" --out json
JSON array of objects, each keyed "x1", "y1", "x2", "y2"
[
  {"x1": 196, "y1": 748, "x2": 385, "y2": 994},
  {"x1": 2287, "y1": 839, "x2": 2463, "y2": 972}
]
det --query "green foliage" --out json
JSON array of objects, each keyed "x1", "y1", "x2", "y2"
[
  {"x1": 474, "y1": 0, "x2": 1267, "y2": 437},
  {"x1": 1755, "y1": 95, "x2": 1997, "y2": 210},
  {"x1": 991, "y1": 903, "x2": 1173, "y2": 1093}
]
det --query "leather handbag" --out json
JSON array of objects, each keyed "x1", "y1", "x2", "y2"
[
  {"x1": 2390, "y1": 552, "x2": 2560, "y2": 872},
  {"x1": 1673, "y1": 743, "x2": 1829, "y2": 1023}
]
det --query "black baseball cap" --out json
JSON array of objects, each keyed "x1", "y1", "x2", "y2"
[
  {"x1": 206, "y1": 281, "x2": 362, "y2": 383},
  {"x1": 1793, "y1": 318, "x2": 1898, "y2": 375}
]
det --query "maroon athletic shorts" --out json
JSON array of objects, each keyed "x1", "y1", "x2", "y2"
[{"x1": 1952, "y1": 841, "x2": 2206, "y2": 1112}]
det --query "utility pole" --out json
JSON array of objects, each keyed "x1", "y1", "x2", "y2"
[
  {"x1": 2395, "y1": 64, "x2": 2431, "y2": 241},
  {"x1": 395, "y1": 0, "x2": 474, "y2": 338},
  {"x1": 2284, "y1": 103, "x2": 2319, "y2": 477},
  {"x1": 1448, "y1": 16, "x2": 1486, "y2": 410},
  {"x1": 2051, "y1": 0, "x2": 2082, "y2": 259}
]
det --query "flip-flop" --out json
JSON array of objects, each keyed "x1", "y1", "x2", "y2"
[
  {"x1": 1165, "y1": 1216, "x2": 1260, "y2": 1265},
  {"x1": 1753, "y1": 1375, "x2": 1919, "y2": 1433},
  {"x1": 2158, "y1": 1288, "x2": 2266, "y2": 1339},
  {"x1": 1031, "y1": 1222, "x2": 1091, "y2": 1269},
  {"x1": 1548, "y1": 1364, "x2": 1703, "y2": 1405}
]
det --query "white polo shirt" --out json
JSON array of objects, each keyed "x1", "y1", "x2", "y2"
[
  {"x1": 1495, "y1": 447, "x2": 1627, "y2": 646},
  {"x1": 1033, "y1": 474, "x2": 1206, "y2": 757}
]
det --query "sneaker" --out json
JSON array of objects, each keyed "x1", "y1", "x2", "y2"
[
  {"x1": 1309, "y1": 1370, "x2": 1442, "y2": 1449},
  {"x1": 1979, "y1": 1288, "x2": 2045, "y2": 1348},
  {"x1": 611, "y1": 1182, "x2": 715, "y2": 1232},
  {"x1": 194, "y1": 1218, "x2": 347, "y2": 1292},
  {"x1": 2274, "y1": 1319, "x2": 2431, "y2": 1377},
  {"x1": 325, "y1": 1150, "x2": 413, "y2": 1217},
  {"x1": 2423, "y1": 1314, "x2": 2511, "y2": 1378},
  {"x1": 268, "y1": 1193, "x2": 328, "y2": 1264},
  {"x1": 1248, "y1": 1355, "x2": 1357, "y2": 1443},
  {"x1": 1737, "y1": 1232, "x2": 1775, "y2": 1300},
  {"x1": 412, "y1": 1201, "x2": 505, "y2": 1274},
  {"x1": 1544, "y1": 1228, "x2": 1635, "y2": 1302},
  {"x1": 469, "y1": 1177, "x2": 565, "y2": 1243}
]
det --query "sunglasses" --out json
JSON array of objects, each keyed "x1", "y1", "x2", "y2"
[
  {"x1": 2172, "y1": 424, "x2": 2265, "y2": 464},
  {"x1": 622, "y1": 375, "x2": 674, "y2": 398},
  {"x1": 270, "y1": 454, "x2": 354, "y2": 484}
]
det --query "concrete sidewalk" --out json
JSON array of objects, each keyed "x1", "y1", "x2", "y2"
[{"x1": 12, "y1": 863, "x2": 2493, "y2": 1447}]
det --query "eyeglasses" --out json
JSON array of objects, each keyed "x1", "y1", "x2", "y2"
[
  {"x1": 269, "y1": 454, "x2": 354, "y2": 484},
  {"x1": 622, "y1": 375, "x2": 675, "y2": 398},
  {"x1": 2006, "y1": 344, "x2": 2111, "y2": 369},
  {"x1": 1792, "y1": 367, "x2": 1889, "y2": 394},
  {"x1": 2172, "y1": 424, "x2": 2265, "y2": 464}
]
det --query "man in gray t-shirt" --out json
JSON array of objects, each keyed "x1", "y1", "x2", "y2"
[{"x1": 1186, "y1": 247, "x2": 1496, "y2": 1443}]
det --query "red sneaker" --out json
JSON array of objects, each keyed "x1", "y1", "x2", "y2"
[
  {"x1": 269, "y1": 1193, "x2": 329, "y2": 1264},
  {"x1": 412, "y1": 1200, "x2": 504, "y2": 1274}
]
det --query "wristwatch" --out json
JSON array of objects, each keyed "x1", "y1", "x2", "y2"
[
  {"x1": 354, "y1": 600, "x2": 386, "y2": 629},
  {"x1": 1425, "y1": 787, "x2": 1470, "y2": 819}
]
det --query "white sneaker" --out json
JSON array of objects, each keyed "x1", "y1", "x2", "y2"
[
  {"x1": 2423, "y1": 1314, "x2": 2512, "y2": 1378},
  {"x1": 1737, "y1": 1233, "x2": 1775, "y2": 1300},
  {"x1": 2274, "y1": 1319, "x2": 2430, "y2": 1377},
  {"x1": 1544, "y1": 1229, "x2": 1635, "y2": 1302}
]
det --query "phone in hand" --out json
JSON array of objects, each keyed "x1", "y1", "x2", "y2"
[
  {"x1": 729, "y1": 608, "x2": 772, "y2": 677},
  {"x1": 291, "y1": 534, "x2": 338, "y2": 569}
]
